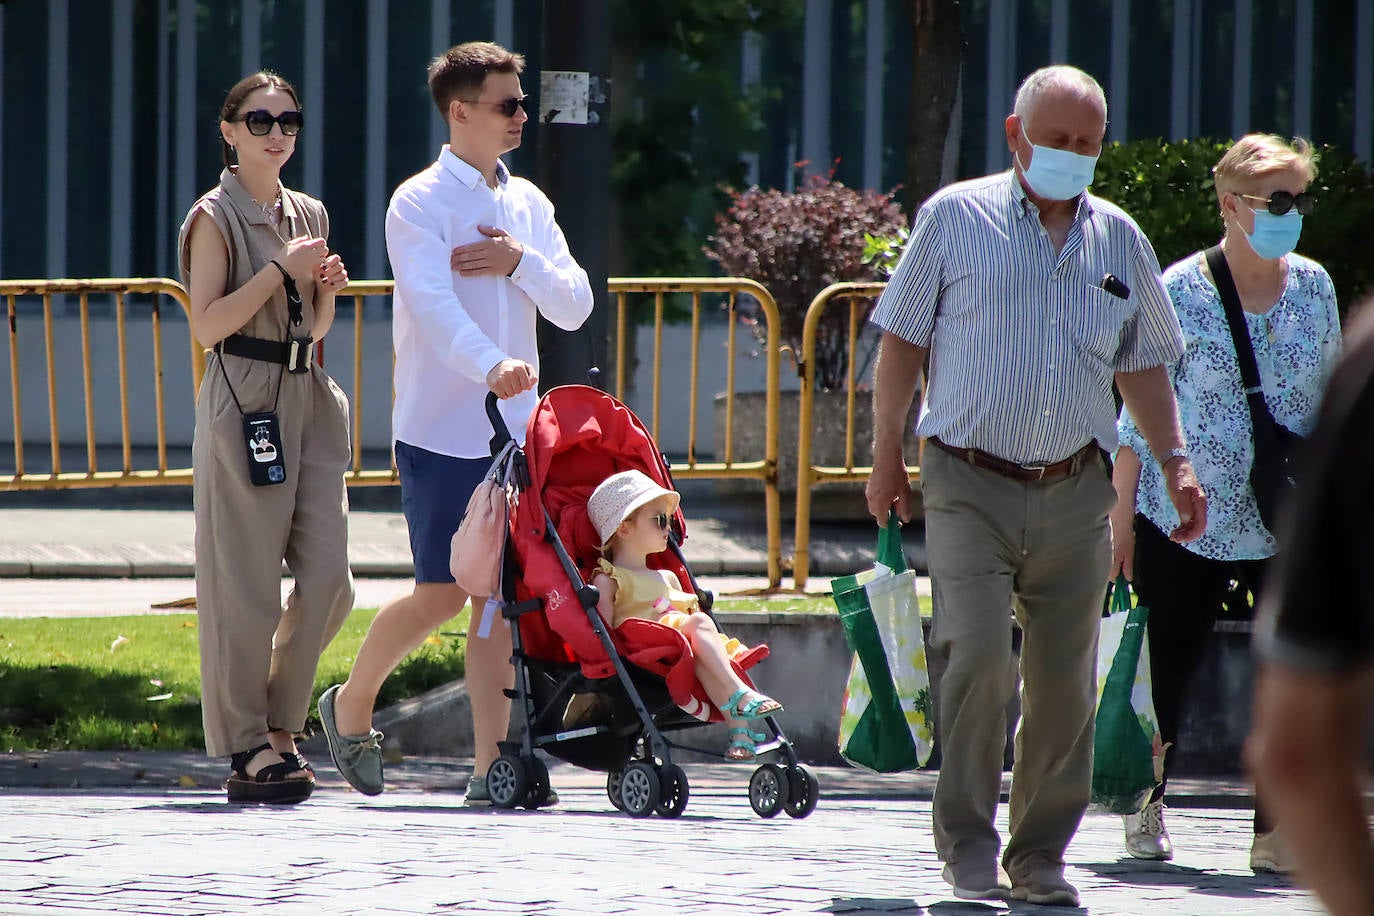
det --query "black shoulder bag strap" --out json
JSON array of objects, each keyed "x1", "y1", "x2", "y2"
[{"x1": 1205, "y1": 245, "x2": 1273, "y2": 431}]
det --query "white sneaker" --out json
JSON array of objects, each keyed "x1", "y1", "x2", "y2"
[
  {"x1": 1250, "y1": 829, "x2": 1292, "y2": 873},
  {"x1": 1123, "y1": 800, "x2": 1174, "y2": 860}
]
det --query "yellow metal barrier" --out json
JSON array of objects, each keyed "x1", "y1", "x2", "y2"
[
  {"x1": 609, "y1": 278, "x2": 783, "y2": 588},
  {"x1": 1, "y1": 277, "x2": 784, "y2": 587},
  {"x1": 793, "y1": 281, "x2": 919, "y2": 588},
  {"x1": 1, "y1": 278, "x2": 203, "y2": 489}
]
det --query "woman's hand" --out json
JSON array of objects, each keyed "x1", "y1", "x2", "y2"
[
  {"x1": 277, "y1": 236, "x2": 328, "y2": 283},
  {"x1": 316, "y1": 253, "x2": 348, "y2": 295}
]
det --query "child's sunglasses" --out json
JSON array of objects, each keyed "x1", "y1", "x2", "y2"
[
  {"x1": 651, "y1": 513, "x2": 670, "y2": 531},
  {"x1": 236, "y1": 109, "x2": 304, "y2": 137}
]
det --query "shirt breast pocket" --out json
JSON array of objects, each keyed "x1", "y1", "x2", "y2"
[{"x1": 1060, "y1": 264, "x2": 1134, "y2": 365}]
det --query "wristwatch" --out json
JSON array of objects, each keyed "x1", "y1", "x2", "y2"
[{"x1": 1160, "y1": 446, "x2": 1189, "y2": 465}]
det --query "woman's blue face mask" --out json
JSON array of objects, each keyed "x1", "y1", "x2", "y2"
[{"x1": 1238, "y1": 204, "x2": 1304, "y2": 260}]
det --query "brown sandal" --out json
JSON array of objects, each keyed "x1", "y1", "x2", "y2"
[{"x1": 225, "y1": 743, "x2": 314, "y2": 805}]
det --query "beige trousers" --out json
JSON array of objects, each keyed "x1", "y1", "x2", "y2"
[
  {"x1": 194, "y1": 354, "x2": 355, "y2": 758},
  {"x1": 921, "y1": 443, "x2": 1114, "y2": 877}
]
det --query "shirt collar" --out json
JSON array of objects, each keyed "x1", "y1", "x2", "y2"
[
  {"x1": 1005, "y1": 169, "x2": 1095, "y2": 222},
  {"x1": 440, "y1": 146, "x2": 509, "y2": 190},
  {"x1": 220, "y1": 168, "x2": 297, "y2": 227}
]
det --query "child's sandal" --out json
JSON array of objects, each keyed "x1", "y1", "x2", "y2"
[
  {"x1": 720, "y1": 687, "x2": 783, "y2": 721},
  {"x1": 724, "y1": 726, "x2": 767, "y2": 761}
]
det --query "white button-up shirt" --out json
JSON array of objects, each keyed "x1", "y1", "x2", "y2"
[{"x1": 387, "y1": 147, "x2": 594, "y2": 457}]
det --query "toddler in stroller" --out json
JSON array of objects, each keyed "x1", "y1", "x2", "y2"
[
  {"x1": 487, "y1": 384, "x2": 819, "y2": 818},
  {"x1": 588, "y1": 469, "x2": 783, "y2": 761}
]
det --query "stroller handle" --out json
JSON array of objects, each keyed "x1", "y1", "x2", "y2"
[{"x1": 486, "y1": 391, "x2": 513, "y2": 454}]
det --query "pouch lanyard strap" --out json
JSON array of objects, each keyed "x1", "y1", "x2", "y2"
[{"x1": 217, "y1": 258, "x2": 300, "y2": 418}]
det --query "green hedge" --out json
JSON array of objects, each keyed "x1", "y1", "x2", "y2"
[{"x1": 1093, "y1": 138, "x2": 1374, "y2": 315}]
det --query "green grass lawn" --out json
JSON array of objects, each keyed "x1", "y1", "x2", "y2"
[
  {"x1": 0, "y1": 592, "x2": 929, "y2": 752},
  {"x1": 0, "y1": 606, "x2": 469, "y2": 752}
]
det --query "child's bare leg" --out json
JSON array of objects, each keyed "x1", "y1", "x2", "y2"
[{"x1": 679, "y1": 616, "x2": 780, "y2": 714}]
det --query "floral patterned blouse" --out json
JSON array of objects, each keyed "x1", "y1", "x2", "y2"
[{"x1": 1118, "y1": 251, "x2": 1342, "y2": 560}]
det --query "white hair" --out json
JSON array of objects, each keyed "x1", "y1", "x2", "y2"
[{"x1": 1013, "y1": 65, "x2": 1107, "y2": 127}]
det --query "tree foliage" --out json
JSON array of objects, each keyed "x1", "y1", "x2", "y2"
[{"x1": 610, "y1": 0, "x2": 802, "y2": 277}]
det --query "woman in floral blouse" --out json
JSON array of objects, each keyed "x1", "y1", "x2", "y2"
[{"x1": 1111, "y1": 134, "x2": 1341, "y2": 871}]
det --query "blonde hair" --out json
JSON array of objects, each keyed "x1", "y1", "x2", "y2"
[{"x1": 1213, "y1": 134, "x2": 1317, "y2": 198}]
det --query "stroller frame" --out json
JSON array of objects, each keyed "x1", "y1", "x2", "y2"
[{"x1": 476, "y1": 390, "x2": 820, "y2": 819}]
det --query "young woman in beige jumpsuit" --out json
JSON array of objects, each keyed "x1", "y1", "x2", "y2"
[{"x1": 179, "y1": 72, "x2": 354, "y2": 804}]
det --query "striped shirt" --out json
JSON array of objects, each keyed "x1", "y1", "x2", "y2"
[{"x1": 871, "y1": 170, "x2": 1185, "y2": 465}]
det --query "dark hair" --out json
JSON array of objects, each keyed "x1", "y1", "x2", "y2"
[
  {"x1": 219, "y1": 71, "x2": 301, "y2": 169},
  {"x1": 427, "y1": 42, "x2": 524, "y2": 120}
]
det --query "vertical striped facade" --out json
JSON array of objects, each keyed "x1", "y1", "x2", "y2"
[{"x1": 1, "y1": 0, "x2": 1370, "y2": 283}]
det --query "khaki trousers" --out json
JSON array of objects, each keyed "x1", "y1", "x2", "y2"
[
  {"x1": 921, "y1": 444, "x2": 1114, "y2": 876},
  {"x1": 194, "y1": 356, "x2": 355, "y2": 758}
]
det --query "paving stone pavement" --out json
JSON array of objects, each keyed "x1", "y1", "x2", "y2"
[{"x1": 0, "y1": 759, "x2": 1321, "y2": 916}]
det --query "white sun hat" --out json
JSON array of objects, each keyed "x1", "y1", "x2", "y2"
[{"x1": 588, "y1": 469, "x2": 680, "y2": 546}]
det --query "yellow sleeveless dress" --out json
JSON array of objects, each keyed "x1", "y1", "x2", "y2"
[{"x1": 595, "y1": 558, "x2": 747, "y2": 659}]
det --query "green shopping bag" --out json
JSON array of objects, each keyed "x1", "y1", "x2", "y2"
[
  {"x1": 1091, "y1": 575, "x2": 1165, "y2": 814},
  {"x1": 831, "y1": 510, "x2": 934, "y2": 772}
]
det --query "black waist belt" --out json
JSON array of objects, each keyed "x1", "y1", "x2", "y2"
[{"x1": 214, "y1": 334, "x2": 313, "y2": 373}]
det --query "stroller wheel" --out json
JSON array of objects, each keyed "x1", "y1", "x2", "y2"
[
  {"x1": 486, "y1": 755, "x2": 529, "y2": 809},
  {"x1": 654, "y1": 763, "x2": 689, "y2": 818},
  {"x1": 783, "y1": 764, "x2": 819, "y2": 818},
  {"x1": 523, "y1": 757, "x2": 552, "y2": 809},
  {"x1": 606, "y1": 770, "x2": 625, "y2": 811},
  {"x1": 619, "y1": 761, "x2": 660, "y2": 818},
  {"x1": 748, "y1": 763, "x2": 790, "y2": 818}
]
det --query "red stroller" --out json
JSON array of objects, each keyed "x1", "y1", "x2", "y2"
[{"x1": 478, "y1": 385, "x2": 819, "y2": 819}]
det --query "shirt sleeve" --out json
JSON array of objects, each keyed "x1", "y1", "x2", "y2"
[
  {"x1": 507, "y1": 189, "x2": 595, "y2": 332},
  {"x1": 386, "y1": 189, "x2": 508, "y2": 384},
  {"x1": 1113, "y1": 232, "x2": 1185, "y2": 372},
  {"x1": 869, "y1": 203, "x2": 943, "y2": 346}
]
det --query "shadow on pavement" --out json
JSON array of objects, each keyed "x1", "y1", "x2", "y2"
[{"x1": 1077, "y1": 858, "x2": 1290, "y2": 898}]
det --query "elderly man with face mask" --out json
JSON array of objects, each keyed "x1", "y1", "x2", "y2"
[{"x1": 865, "y1": 65, "x2": 1208, "y2": 907}]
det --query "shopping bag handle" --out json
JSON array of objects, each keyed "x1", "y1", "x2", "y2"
[
  {"x1": 876, "y1": 507, "x2": 908, "y2": 573},
  {"x1": 1103, "y1": 574, "x2": 1133, "y2": 616}
]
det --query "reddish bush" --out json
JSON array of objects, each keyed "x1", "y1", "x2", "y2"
[{"x1": 705, "y1": 173, "x2": 905, "y2": 390}]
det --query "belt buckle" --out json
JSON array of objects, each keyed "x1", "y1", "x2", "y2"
[
  {"x1": 286, "y1": 336, "x2": 313, "y2": 373},
  {"x1": 1019, "y1": 462, "x2": 1048, "y2": 480}
]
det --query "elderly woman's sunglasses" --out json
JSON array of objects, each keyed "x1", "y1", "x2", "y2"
[
  {"x1": 461, "y1": 95, "x2": 530, "y2": 118},
  {"x1": 236, "y1": 109, "x2": 304, "y2": 137},
  {"x1": 1239, "y1": 191, "x2": 1316, "y2": 217}
]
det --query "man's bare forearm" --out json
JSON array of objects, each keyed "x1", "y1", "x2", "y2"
[
  {"x1": 873, "y1": 332, "x2": 927, "y2": 455},
  {"x1": 1115, "y1": 366, "x2": 1186, "y2": 460}
]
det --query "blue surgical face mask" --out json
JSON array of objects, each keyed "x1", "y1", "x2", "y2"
[
  {"x1": 1239, "y1": 207, "x2": 1303, "y2": 260},
  {"x1": 1016, "y1": 142, "x2": 1099, "y2": 201}
]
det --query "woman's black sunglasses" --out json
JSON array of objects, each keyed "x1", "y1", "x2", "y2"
[
  {"x1": 237, "y1": 109, "x2": 304, "y2": 137},
  {"x1": 461, "y1": 95, "x2": 530, "y2": 118},
  {"x1": 1239, "y1": 190, "x2": 1316, "y2": 217}
]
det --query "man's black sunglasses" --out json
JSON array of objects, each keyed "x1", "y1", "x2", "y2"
[
  {"x1": 461, "y1": 95, "x2": 530, "y2": 118},
  {"x1": 1239, "y1": 190, "x2": 1317, "y2": 217},
  {"x1": 237, "y1": 109, "x2": 304, "y2": 137}
]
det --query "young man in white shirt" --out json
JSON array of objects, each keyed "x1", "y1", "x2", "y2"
[{"x1": 318, "y1": 42, "x2": 593, "y2": 803}]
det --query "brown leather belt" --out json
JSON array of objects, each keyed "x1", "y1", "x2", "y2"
[{"x1": 927, "y1": 436, "x2": 1099, "y2": 483}]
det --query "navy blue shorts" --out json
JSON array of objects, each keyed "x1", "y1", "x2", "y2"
[{"x1": 395, "y1": 440, "x2": 492, "y2": 585}]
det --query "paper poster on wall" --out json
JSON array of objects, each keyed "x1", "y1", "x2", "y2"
[{"x1": 539, "y1": 71, "x2": 589, "y2": 125}]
